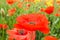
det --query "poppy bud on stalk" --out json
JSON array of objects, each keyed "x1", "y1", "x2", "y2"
[{"x1": 0, "y1": 8, "x2": 5, "y2": 17}]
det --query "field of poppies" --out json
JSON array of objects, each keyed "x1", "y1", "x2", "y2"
[{"x1": 0, "y1": 0, "x2": 60, "y2": 40}]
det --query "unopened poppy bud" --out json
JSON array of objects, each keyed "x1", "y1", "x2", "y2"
[{"x1": 0, "y1": 8, "x2": 5, "y2": 17}]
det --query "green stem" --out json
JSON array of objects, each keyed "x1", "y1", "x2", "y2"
[{"x1": 1, "y1": 28, "x2": 4, "y2": 40}]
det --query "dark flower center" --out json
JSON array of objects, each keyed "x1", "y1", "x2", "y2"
[
  {"x1": 29, "y1": 22, "x2": 35, "y2": 25},
  {"x1": 18, "y1": 30, "x2": 27, "y2": 35},
  {"x1": 13, "y1": 38, "x2": 16, "y2": 40}
]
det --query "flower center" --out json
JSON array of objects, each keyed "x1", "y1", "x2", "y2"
[
  {"x1": 29, "y1": 22, "x2": 35, "y2": 25},
  {"x1": 13, "y1": 38, "x2": 16, "y2": 40},
  {"x1": 18, "y1": 30, "x2": 27, "y2": 35}
]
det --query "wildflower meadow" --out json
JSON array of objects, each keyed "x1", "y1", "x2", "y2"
[{"x1": 0, "y1": 0, "x2": 60, "y2": 40}]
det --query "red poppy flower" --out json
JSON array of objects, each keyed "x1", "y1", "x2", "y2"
[
  {"x1": 23, "y1": 4, "x2": 31, "y2": 11},
  {"x1": 44, "y1": 6, "x2": 54, "y2": 14},
  {"x1": 15, "y1": 13, "x2": 50, "y2": 34},
  {"x1": 8, "y1": 8, "x2": 16, "y2": 16},
  {"x1": 6, "y1": 0, "x2": 16, "y2": 5},
  {"x1": 40, "y1": 8, "x2": 45, "y2": 12},
  {"x1": 7, "y1": 28, "x2": 35, "y2": 40},
  {"x1": 0, "y1": 24, "x2": 8, "y2": 29},
  {"x1": 26, "y1": 4, "x2": 31, "y2": 8},
  {"x1": 17, "y1": 2, "x2": 23, "y2": 8},
  {"x1": 0, "y1": 24, "x2": 3, "y2": 28},
  {"x1": 2, "y1": 24, "x2": 8, "y2": 29},
  {"x1": 55, "y1": 13, "x2": 60, "y2": 17},
  {"x1": 44, "y1": 36, "x2": 58, "y2": 40}
]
